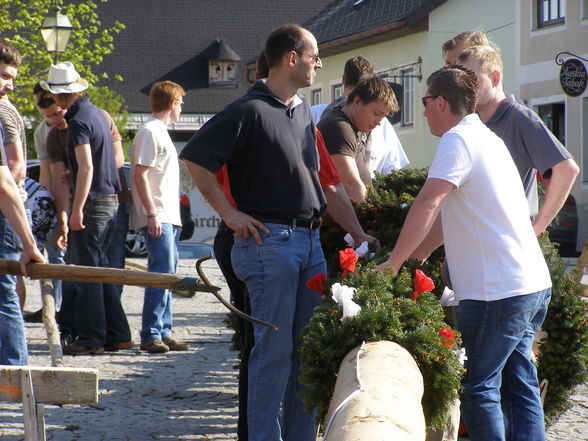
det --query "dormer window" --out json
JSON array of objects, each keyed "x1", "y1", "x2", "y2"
[
  {"x1": 201, "y1": 38, "x2": 241, "y2": 88},
  {"x1": 209, "y1": 60, "x2": 237, "y2": 86}
]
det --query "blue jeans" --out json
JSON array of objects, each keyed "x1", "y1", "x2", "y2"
[
  {"x1": 107, "y1": 203, "x2": 129, "y2": 296},
  {"x1": 46, "y1": 224, "x2": 66, "y2": 310},
  {"x1": 457, "y1": 288, "x2": 551, "y2": 441},
  {"x1": 68, "y1": 200, "x2": 131, "y2": 348},
  {"x1": 0, "y1": 212, "x2": 26, "y2": 365},
  {"x1": 231, "y1": 224, "x2": 326, "y2": 441},
  {"x1": 140, "y1": 223, "x2": 179, "y2": 342}
]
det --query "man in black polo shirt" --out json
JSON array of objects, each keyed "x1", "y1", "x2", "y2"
[
  {"x1": 41, "y1": 62, "x2": 131, "y2": 355},
  {"x1": 181, "y1": 25, "x2": 325, "y2": 441}
]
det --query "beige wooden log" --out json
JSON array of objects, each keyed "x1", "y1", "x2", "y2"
[
  {"x1": 40, "y1": 279, "x2": 64, "y2": 367},
  {"x1": 323, "y1": 341, "x2": 426, "y2": 441},
  {"x1": 0, "y1": 366, "x2": 98, "y2": 405}
]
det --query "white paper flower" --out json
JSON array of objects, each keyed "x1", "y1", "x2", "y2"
[{"x1": 331, "y1": 283, "x2": 361, "y2": 321}]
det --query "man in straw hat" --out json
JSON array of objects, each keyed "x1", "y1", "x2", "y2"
[
  {"x1": 41, "y1": 61, "x2": 132, "y2": 355},
  {"x1": 0, "y1": 39, "x2": 47, "y2": 365}
]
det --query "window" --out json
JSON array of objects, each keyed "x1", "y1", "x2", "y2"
[
  {"x1": 208, "y1": 60, "x2": 238, "y2": 88},
  {"x1": 537, "y1": 0, "x2": 565, "y2": 28},
  {"x1": 401, "y1": 68, "x2": 414, "y2": 127},
  {"x1": 332, "y1": 83, "x2": 343, "y2": 101},
  {"x1": 537, "y1": 103, "x2": 565, "y2": 144},
  {"x1": 311, "y1": 88, "x2": 322, "y2": 106}
]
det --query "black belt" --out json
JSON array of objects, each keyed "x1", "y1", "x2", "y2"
[{"x1": 254, "y1": 217, "x2": 322, "y2": 229}]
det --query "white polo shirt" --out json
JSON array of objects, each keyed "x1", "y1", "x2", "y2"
[{"x1": 428, "y1": 114, "x2": 551, "y2": 301}]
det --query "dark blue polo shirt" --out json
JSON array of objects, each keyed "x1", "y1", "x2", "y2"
[{"x1": 65, "y1": 95, "x2": 120, "y2": 201}]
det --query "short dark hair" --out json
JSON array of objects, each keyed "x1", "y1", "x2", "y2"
[
  {"x1": 264, "y1": 24, "x2": 307, "y2": 68},
  {"x1": 346, "y1": 76, "x2": 400, "y2": 113},
  {"x1": 256, "y1": 50, "x2": 269, "y2": 79},
  {"x1": 0, "y1": 39, "x2": 21, "y2": 67},
  {"x1": 343, "y1": 56, "x2": 374, "y2": 88},
  {"x1": 426, "y1": 66, "x2": 478, "y2": 116},
  {"x1": 36, "y1": 89, "x2": 56, "y2": 109}
]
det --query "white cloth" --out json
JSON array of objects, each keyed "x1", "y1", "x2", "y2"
[
  {"x1": 331, "y1": 283, "x2": 361, "y2": 321},
  {"x1": 428, "y1": 114, "x2": 551, "y2": 302},
  {"x1": 130, "y1": 117, "x2": 181, "y2": 230},
  {"x1": 369, "y1": 118, "x2": 409, "y2": 176}
]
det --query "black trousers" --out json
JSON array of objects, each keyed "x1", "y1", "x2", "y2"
[{"x1": 213, "y1": 221, "x2": 254, "y2": 441}]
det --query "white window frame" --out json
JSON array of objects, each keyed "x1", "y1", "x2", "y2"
[
  {"x1": 311, "y1": 88, "x2": 323, "y2": 106},
  {"x1": 400, "y1": 67, "x2": 415, "y2": 127}
]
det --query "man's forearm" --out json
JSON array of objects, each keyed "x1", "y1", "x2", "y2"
[
  {"x1": 534, "y1": 158, "x2": 580, "y2": 234},
  {"x1": 183, "y1": 160, "x2": 235, "y2": 220},
  {"x1": 386, "y1": 179, "x2": 452, "y2": 273},
  {"x1": 324, "y1": 183, "x2": 365, "y2": 243},
  {"x1": 133, "y1": 167, "x2": 157, "y2": 216},
  {"x1": 72, "y1": 145, "x2": 93, "y2": 215},
  {"x1": 0, "y1": 167, "x2": 37, "y2": 250}
]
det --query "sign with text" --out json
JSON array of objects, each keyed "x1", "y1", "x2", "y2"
[{"x1": 559, "y1": 59, "x2": 587, "y2": 97}]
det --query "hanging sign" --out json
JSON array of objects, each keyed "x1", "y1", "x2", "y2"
[{"x1": 558, "y1": 57, "x2": 587, "y2": 97}]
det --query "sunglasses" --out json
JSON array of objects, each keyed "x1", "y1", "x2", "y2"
[{"x1": 421, "y1": 95, "x2": 438, "y2": 108}]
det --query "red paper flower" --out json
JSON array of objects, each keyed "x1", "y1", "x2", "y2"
[
  {"x1": 439, "y1": 326, "x2": 455, "y2": 349},
  {"x1": 411, "y1": 269, "x2": 435, "y2": 301},
  {"x1": 339, "y1": 248, "x2": 359, "y2": 277},
  {"x1": 306, "y1": 273, "x2": 326, "y2": 295}
]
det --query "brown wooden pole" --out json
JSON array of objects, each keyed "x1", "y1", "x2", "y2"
[
  {"x1": 0, "y1": 258, "x2": 278, "y2": 330},
  {"x1": 0, "y1": 260, "x2": 216, "y2": 293}
]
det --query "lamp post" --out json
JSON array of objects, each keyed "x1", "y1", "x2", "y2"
[{"x1": 41, "y1": 5, "x2": 73, "y2": 64}]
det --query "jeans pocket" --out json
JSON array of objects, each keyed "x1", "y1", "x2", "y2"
[
  {"x1": 261, "y1": 225, "x2": 292, "y2": 249},
  {"x1": 231, "y1": 238, "x2": 248, "y2": 282},
  {"x1": 497, "y1": 295, "x2": 537, "y2": 336}
]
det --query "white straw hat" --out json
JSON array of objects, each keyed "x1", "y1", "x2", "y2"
[{"x1": 40, "y1": 62, "x2": 89, "y2": 94}]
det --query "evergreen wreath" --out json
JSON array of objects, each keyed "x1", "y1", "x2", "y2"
[{"x1": 299, "y1": 264, "x2": 463, "y2": 431}]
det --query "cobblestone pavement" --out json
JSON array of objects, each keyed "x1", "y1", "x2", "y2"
[{"x1": 0, "y1": 257, "x2": 586, "y2": 440}]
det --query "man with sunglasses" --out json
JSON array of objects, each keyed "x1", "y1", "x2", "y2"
[{"x1": 380, "y1": 66, "x2": 552, "y2": 441}]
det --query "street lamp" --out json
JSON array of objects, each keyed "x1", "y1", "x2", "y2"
[{"x1": 41, "y1": 5, "x2": 73, "y2": 64}]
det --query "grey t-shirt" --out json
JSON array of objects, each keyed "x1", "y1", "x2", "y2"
[
  {"x1": 0, "y1": 96, "x2": 27, "y2": 202},
  {"x1": 485, "y1": 95, "x2": 571, "y2": 218}
]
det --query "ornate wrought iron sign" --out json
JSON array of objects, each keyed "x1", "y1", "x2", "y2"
[{"x1": 556, "y1": 52, "x2": 587, "y2": 97}]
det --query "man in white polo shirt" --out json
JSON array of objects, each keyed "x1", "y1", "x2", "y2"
[{"x1": 379, "y1": 66, "x2": 552, "y2": 441}]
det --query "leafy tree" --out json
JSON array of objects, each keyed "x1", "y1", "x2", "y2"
[{"x1": 0, "y1": 0, "x2": 126, "y2": 156}]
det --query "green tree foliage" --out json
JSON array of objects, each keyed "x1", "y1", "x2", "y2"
[{"x1": 0, "y1": 0, "x2": 126, "y2": 155}]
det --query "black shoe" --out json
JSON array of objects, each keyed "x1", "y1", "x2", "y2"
[{"x1": 23, "y1": 309, "x2": 43, "y2": 323}]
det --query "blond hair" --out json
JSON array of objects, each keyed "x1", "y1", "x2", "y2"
[
  {"x1": 458, "y1": 45, "x2": 503, "y2": 75},
  {"x1": 442, "y1": 30, "x2": 491, "y2": 57}
]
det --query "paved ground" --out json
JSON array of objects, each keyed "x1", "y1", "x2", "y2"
[{"x1": 0, "y1": 256, "x2": 586, "y2": 440}]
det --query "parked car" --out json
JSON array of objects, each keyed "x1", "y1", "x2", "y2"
[
  {"x1": 547, "y1": 194, "x2": 578, "y2": 256},
  {"x1": 26, "y1": 160, "x2": 195, "y2": 258}
]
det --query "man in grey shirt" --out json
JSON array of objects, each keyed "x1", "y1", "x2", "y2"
[{"x1": 458, "y1": 45, "x2": 579, "y2": 235}]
